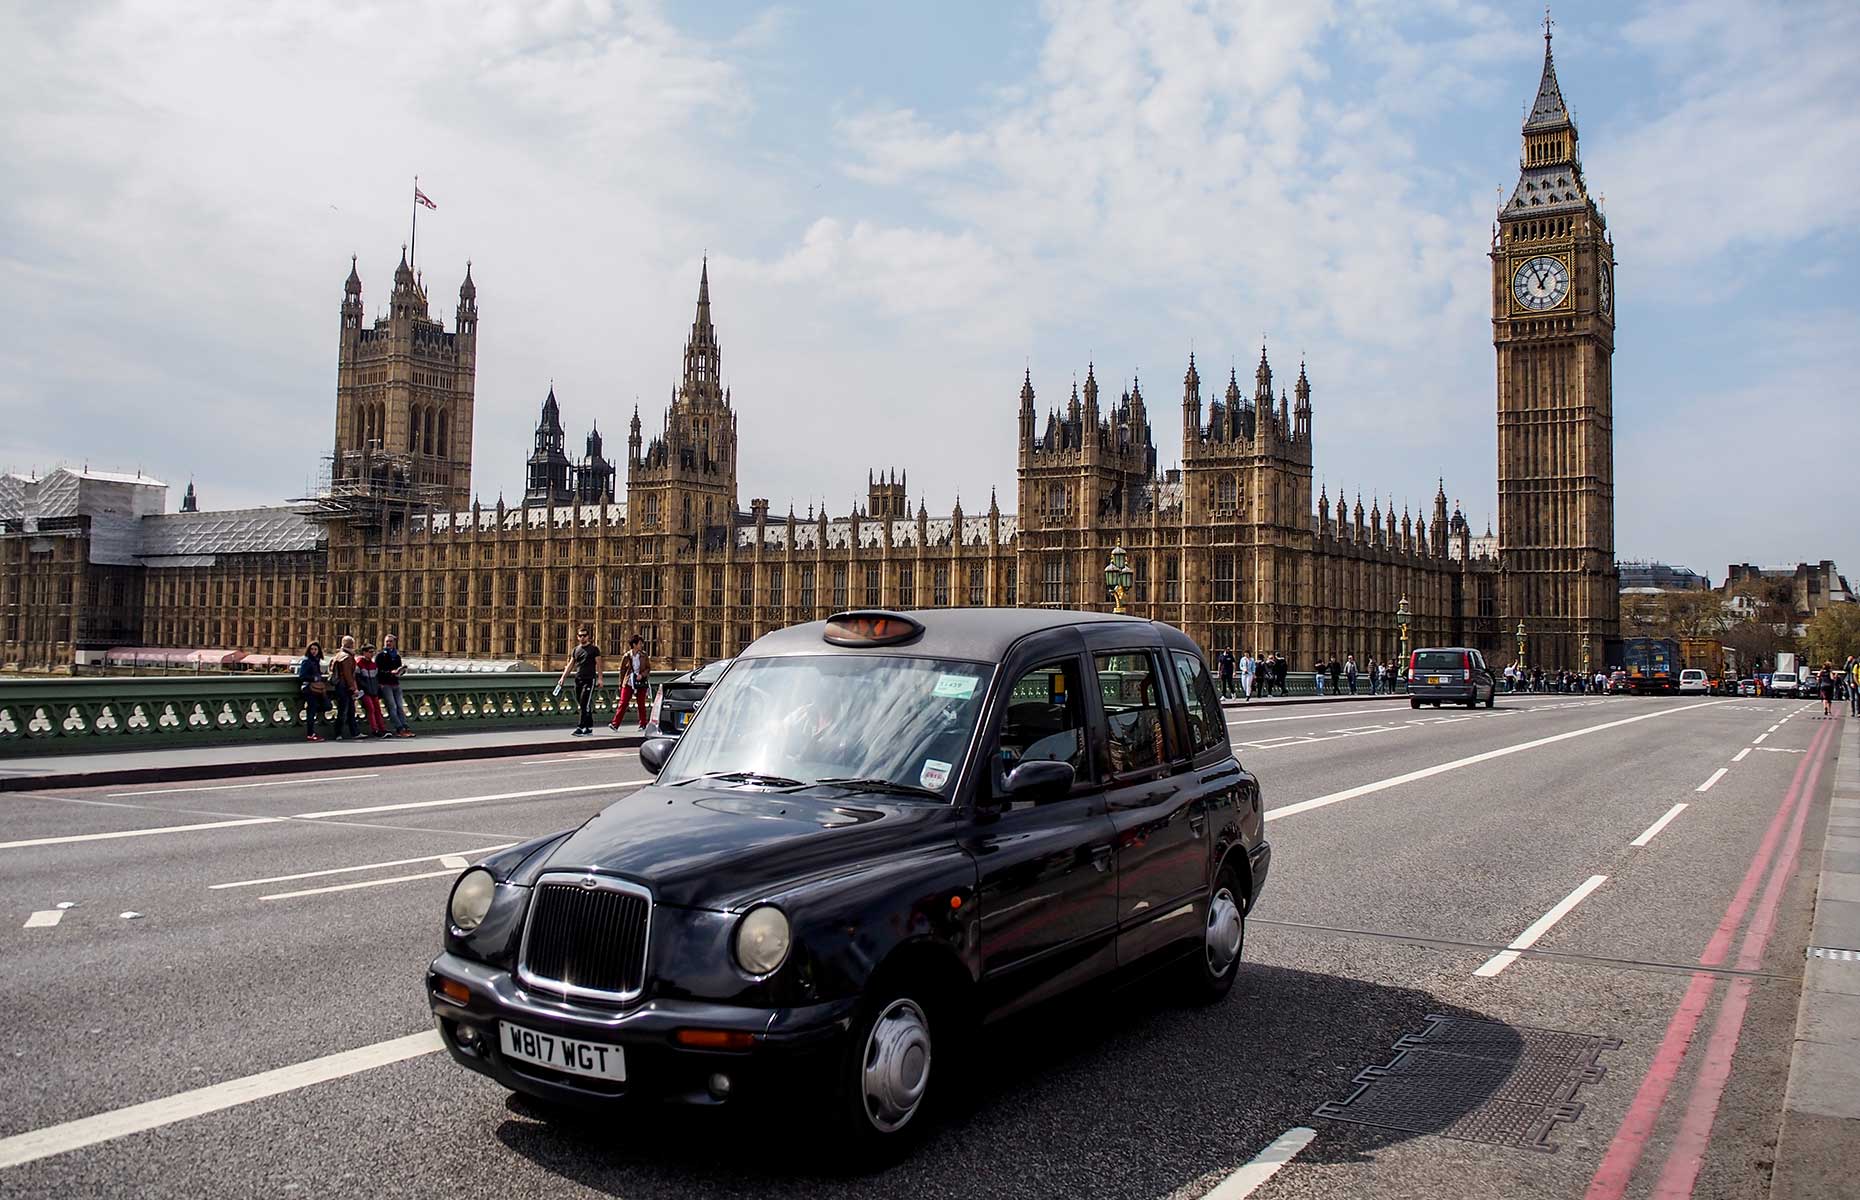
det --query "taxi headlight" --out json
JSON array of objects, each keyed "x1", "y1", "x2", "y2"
[
  {"x1": 733, "y1": 905, "x2": 791, "y2": 976},
  {"x1": 448, "y1": 868, "x2": 496, "y2": 932}
]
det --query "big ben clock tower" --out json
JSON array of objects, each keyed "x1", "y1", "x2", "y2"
[{"x1": 1494, "y1": 17, "x2": 1619, "y2": 672}]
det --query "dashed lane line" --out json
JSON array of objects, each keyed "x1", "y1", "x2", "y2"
[
  {"x1": 1754, "y1": 733, "x2": 1770, "y2": 744},
  {"x1": 259, "y1": 868, "x2": 459, "y2": 901},
  {"x1": 1474, "y1": 874, "x2": 1609, "y2": 978},
  {"x1": 1631, "y1": 804, "x2": 1689, "y2": 847},
  {"x1": 0, "y1": 1030, "x2": 442, "y2": 1170},
  {"x1": 0, "y1": 816, "x2": 283, "y2": 851},
  {"x1": 1732, "y1": 748, "x2": 1751, "y2": 762},
  {"x1": 209, "y1": 844, "x2": 515, "y2": 890},
  {"x1": 1203, "y1": 1127, "x2": 1318, "y2": 1198},
  {"x1": 108, "y1": 775, "x2": 380, "y2": 798},
  {"x1": 22, "y1": 910, "x2": 63, "y2": 929},
  {"x1": 1264, "y1": 699, "x2": 1736, "y2": 823},
  {"x1": 1696, "y1": 768, "x2": 1729, "y2": 793}
]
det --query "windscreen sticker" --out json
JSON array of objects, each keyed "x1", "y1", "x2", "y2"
[
  {"x1": 933, "y1": 673, "x2": 978, "y2": 699},
  {"x1": 920, "y1": 759, "x2": 952, "y2": 790}
]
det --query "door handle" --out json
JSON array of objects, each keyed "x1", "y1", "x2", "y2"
[
  {"x1": 1188, "y1": 810, "x2": 1206, "y2": 835},
  {"x1": 1090, "y1": 845, "x2": 1113, "y2": 873}
]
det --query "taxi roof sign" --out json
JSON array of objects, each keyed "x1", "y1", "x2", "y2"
[{"x1": 823, "y1": 611, "x2": 924, "y2": 647}]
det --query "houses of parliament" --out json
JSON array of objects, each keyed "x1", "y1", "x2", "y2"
[{"x1": 0, "y1": 29, "x2": 1619, "y2": 675}]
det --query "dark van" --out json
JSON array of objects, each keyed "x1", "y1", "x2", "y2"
[{"x1": 1408, "y1": 646, "x2": 1497, "y2": 709}]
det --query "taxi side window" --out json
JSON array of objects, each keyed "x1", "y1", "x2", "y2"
[
  {"x1": 995, "y1": 659, "x2": 1089, "y2": 792},
  {"x1": 1171, "y1": 651, "x2": 1227, "y2": 754},
  {"x1": 1095, "y1": 652, "x2": 1171, "y2": 775}
]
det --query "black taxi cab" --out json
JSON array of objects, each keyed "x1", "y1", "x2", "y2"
[{"x1": 428, "y1": 609, "x2": 1270, "y2": 1155}]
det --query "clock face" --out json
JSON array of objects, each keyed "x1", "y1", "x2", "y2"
[
  {"x1": 1598, "y1": 262, "x2": 1613, "y2": 315},
  {"x1": 1512, "y1": 255, "x2": 1570, "y2": 312}
]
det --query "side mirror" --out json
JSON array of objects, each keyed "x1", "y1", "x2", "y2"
[
  {"x1": 638, "y1": 737, "x2": 677, "y2": 775},
  {"x1": 1002, "y1": 759, "x2": 1075, "y2": 804}
]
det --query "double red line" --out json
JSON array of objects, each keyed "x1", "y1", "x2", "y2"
[{"x1": 1585, "y1": 718, "x2": 1836, "y2": 1200}]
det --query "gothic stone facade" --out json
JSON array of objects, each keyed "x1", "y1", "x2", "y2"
[{"x1": 2, "y1": 33, "x2": 1615, "y2": 674}]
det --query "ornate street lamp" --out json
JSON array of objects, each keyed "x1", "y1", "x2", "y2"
[
  {"x1": 1396, "y1": 594, "x2": 1411, "y2": 667},
  {"x1": 1515, "y1": 619, "x2": 1527, "y2": 671},
  {"x1": 1103, "y1": 545, "x2": 1134, "y2": 615}
]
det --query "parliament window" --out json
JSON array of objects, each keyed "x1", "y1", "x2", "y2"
[
  {"x1": 1215, "y1": 474, "x2": 1238, "y2": 513},
  {"x1": 898, "y1": 565, "x2": 914, "y2": 606},
  {"x1": 527, "y1": 575, "x2": 543, "y2": 607},
  {"x1": 933, "y1": 565, "x2": 950, "y2": 607},
  {"x1": 706, "y1": 625, "x2": 722, "y2": 660},
  {"x1": 1212, "y1": 553, "x2": 1234, "y2": 603},
  {"x1": 800, "y1": 565, "x2": 816, "y2": 610},
  {"x1": 677, "y1": 623, "x2": 694, "y2": 659},
  {"x1": 768, "y1": 565, "x2": 784, "y2": 608},
  {"x1": 969, "y1": 564, "x2": 985, "y2": 607},
  {"x1": 640, "y1": 569, "x2": 660, "y2": 608},
  {"x1": 552, "y1": 574, "x2": 568, "y2": 607},
  {"x1": 1043, "y1": 556, "x2": 1068, "y2": 606},
  {"x1": 864, "y1": 565, "x2": 880, "y2": 608},
  {"x1": 409, "y1": 578, "x2": 423, "y2": 608},
  {"x1": 479, "y1": 576, "x2": 493, "y2": 607},
  {"x1": 738, "y1": 569, "x2": 753, "y2": 608},
  {"x1": 582, "y1": 573, "x2": 597, "y2": 606},
  {"x1": 1164, "y1": 557, "x2": 1180, "y2": 602},
  {"x1": 680, "y1": 568, "x2": 696, "y2": 608},
  {"x1": 709, "y1": 569, "x2": 723, "y2": 609},
  {"x1": 1134, "y1": 555, "x2": 1149, "y2": 602},
  {"x1": 831, "y1": 564, "x2": 848, "y2": 609},
  {"x1": 456, "y1": 576, "x2": 469, "y2": 607},
  {"x1": 608, "y1": 573, "x2": 624, "y2": 607},
  {"x1": 1004, "y1": 565, "x2": 1016, "y2": 605},
  {"x1": 527, "y1": 623, "x2": 542, "y2": 655}
]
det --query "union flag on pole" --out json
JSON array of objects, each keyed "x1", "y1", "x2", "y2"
[{"x1": 415, "y1": 187, "x2": 437, "y2": 210}]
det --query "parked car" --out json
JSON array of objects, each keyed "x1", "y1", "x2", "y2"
[
  {"x1": 1407, "y1": 646, "x2": 1497, "y2": 708},
  {"x1": 1738, "y1": 678, "x2": 1758, "y2": 696},
  {"x1": 428, "y1": 608, "x2": 1270, "y2": 1158},
  {"x1": 1678, "y1": 668, "x2": 1710, "y2": 696},
  {"x1": 650, "y1": 656, "x2": 734, "y2": 737}
]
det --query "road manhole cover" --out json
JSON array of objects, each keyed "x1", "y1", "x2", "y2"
[{"x1": 1315, "y1": 1014, "x2": 1618, "y2": 1152}]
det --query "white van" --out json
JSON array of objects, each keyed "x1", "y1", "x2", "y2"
[
  {"x1": 1678, "y1": 668, "x2": 1709, "y2": 695},
  {"x1": 1771, "y1": 671, "x2": 1800, "y2": 697}
]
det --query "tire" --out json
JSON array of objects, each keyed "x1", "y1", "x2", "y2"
[
  {"x1": 1183, "y1": 862, "x2": 1246, "y2": 1004},
  {"x1": 1432, "y1": 701, "x2": 1442, "y2": 708},
  {"x1": 1410, "y1": 697, "x2": 1422, "y2": 709},
  {"x1": 830, "y1": 977, "x2": 940, "y2": 1162},
  {"x1": 1485, "y1": 688, "x2": 1496, "y2": 708}
]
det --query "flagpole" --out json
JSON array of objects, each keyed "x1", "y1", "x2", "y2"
[{"x1": 409, "y1": 175, "x2": 418, "y2": 271}]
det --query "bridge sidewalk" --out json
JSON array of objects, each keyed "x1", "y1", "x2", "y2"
[
  {"x1": 1771, "y1": 713, "x2": 1860, "y2": 1200},
  {"x1": 0, "y1": 724, "x2": 647, "y2": 792}
]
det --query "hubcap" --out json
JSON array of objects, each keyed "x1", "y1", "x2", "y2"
[
  {"x1": 861, "y1": 998, "x2": 932, "y2": 1133},
  {"x1": 1206, "y1": 887, "x2": 1243, "y2": 976}
]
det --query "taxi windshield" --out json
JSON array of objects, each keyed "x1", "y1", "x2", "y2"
[{"x1": 661, "y1": 654, "x2": 993, "y2": 800}]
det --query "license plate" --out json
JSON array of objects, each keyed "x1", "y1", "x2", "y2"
[
  {"x1": 1427, "y1": 676, "x2": 1443, "y2": 685},
  {"x1": 499, "y1": 1022, "x2": 626, "y2": 1081}
]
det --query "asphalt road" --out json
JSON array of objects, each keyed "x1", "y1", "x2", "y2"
[{"x1": 0, "y1": 694, "x2": 1841, "y2": 1199}]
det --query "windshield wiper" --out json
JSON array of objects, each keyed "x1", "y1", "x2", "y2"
[
  {"x1": 677, "y1": 770, "x2": 806, "y2": 788},
  {"x1": 811, "y1": 777, "x2": 946, "y2": 801}
]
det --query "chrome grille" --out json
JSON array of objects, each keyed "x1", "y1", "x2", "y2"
[{"x1": 518, "y1": 874, "x2": 651, "y2": 1002}]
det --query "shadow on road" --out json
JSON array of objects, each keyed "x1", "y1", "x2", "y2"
[{"x1": 489, "y1": 963, "x2": 1518, "y2": 1198}]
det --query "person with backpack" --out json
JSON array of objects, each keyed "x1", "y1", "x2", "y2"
[
  {"x1": 609, "y1": 634, "x2": 653, "y2": 731},
  {"x1": 327, "y1": 635, "x2": 361, "y2": 740},
  {"x1": 1818, "y1": 662, "x2": 1836, "y2": 717}
]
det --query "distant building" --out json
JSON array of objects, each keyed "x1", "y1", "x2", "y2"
[
  {"x1": 1722, "y1": 561, "x2": 1854, "y2": 622},
  {"x1": 1617, "y1": 561, "x2": 1709, "y2": 592}
]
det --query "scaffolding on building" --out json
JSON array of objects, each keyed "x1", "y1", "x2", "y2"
[{"x1": 298, "y1": 449, "x2": 445, "y2": 529}]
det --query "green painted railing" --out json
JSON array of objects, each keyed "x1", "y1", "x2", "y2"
[{"x1": 0, "y1": 671, "x2": 680, "y2": 757}]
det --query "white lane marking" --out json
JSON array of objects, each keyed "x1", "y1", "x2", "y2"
[
  {"x1": 1696, "y1": 768, "x2": 1729, "y2": 792},
  {"x1": 0, "y1": 1030, "x2": 441, "y2": 1170},
  {"x1": 0, "y1": 817, "x2": 282, "y2": 852},
  {"x1": 518, "y1": 749, "x2": 640, "y2": 765},
  {"x1": 1203, "y1": 1126, "x2": 1318, "y2": 1199},
  {"x1": 1265, "y1": 701, "x2": 1734, "y2": 823},
  {"x1": 1756, "y1": 747, "x2": 1806, "y2": 754},
  {"x1": 1474, "y1": 875, "x2": 1609, "y2": 978},
  {"x1": 1768, "y1": 724, "x2": 1781, "y2": 733},
  {"x1": 292, "y1": 779, "x2": 645, "y2": 820},
  {"x1": 210, "y1": 844, "x2": 514, "y2": 890},
  {"x1": 1732, "y1": 748, "x2": 1751, "y2": 762},
  {"x1": 23, "y1": 910, "x2": 63, "y2": 928},
  {"x1": 1631, "y1": 803, "x2": 1688, "y2": 847},
  {"x1": 1753, "y1": 733, "x2": 1769, "y2": 745},
  {"x1": 439, "y1": 855, "x2": 469, "y2": 869},
  {"x1": 108, "y1": 775, "x2": 379, "y2": 798},
  {"x1": 259, "y1": 869, "x2": 457, "y2": 901}
]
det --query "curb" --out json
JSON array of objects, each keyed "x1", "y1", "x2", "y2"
[
  {"x1": 1220, "y1": 693, "x2": 1414, "y2": 709},
  {"x1": 0, "y1": 731, "x2": 648, "y2": 792},
  {"x1": 1771, "y1": 714, "x2": 1860, "y2": 1200}
]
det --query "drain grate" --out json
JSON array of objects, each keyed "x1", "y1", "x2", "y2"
[{"x1": 1315, "y1": 1014, "x2": 1618, "y2": 1152}]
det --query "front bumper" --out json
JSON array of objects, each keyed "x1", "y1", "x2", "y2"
[{"x1": 427, "y1": 952, "x2": 855, "y2": 1108}]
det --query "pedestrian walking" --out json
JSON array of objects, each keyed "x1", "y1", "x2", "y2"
[
  {"x1": 1216, "y1": 648, "x2": 1235, "y2": 699},
  {"x1": 1240, "y1": 651, "x2": 1257, "y2": 702},
  {"x1": 1345, "y1": 655, "x2": 1359, "y2": 695},
  {"x1": 556, "y1": 625, "x2": 604, "y2": 736},
  {"x1": 1818, "y1": 662, "x2": 1835, "y2": 717},
  {"x1": 610, "y1": 635, "x2": 653, "y2": 731},
  {"x1": 327, "y1": 635, "x2": 361, "y2": 739},
  {"x1": 377, "y1": 633, "x2": 411, "y2": 736},
  {"x1": 356, "y1": 643, "x2": 387, "y2": 737},
  {"x1": 1328, "y1": 656, "x2": 1343, "y2": 697},
  {"x1": 297, "y1": 640, "x2": 328, "y2": 742},
  {"x1": 1848, "y1": 656, "x2": 1859, "y2": 717}
]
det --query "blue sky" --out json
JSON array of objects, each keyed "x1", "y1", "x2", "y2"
[{"x1": 2, "y1": 0, "x2": 1855, "y2": 582}]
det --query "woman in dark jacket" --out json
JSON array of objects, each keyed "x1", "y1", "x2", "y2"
[{"x1": 298, "y1": 641, "x2": 328, "y2": 742}]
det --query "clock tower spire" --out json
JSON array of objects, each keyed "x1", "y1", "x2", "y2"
[{"x1": 1493, "y1": 17, "x2": 1619, "y2": 673}]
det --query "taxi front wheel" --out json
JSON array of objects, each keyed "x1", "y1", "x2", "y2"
[{"x1": 831, "y1": 979, "x2": 940, "y2": 1161}]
